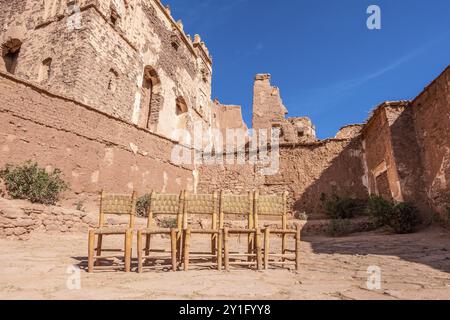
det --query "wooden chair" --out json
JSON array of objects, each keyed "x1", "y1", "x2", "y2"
[
  {"x1": 88, "y1": 191, "x2": 137, "y2": 273},
  {"x1": 221, "y1": 191, "x2": 262, "y2": 271},
  {"x1": 254, "y1": 191, "x2": 301, "y2": 271},
  {"x1": 136, "y1": 191, "x2": 183, "y2": 273},
  {"x1": 182, "y1": 191, "x2": 222, "y2": 271}
]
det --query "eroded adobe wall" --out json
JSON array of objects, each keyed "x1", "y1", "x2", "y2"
[
  {"x1": 212, "y1": 101, "x2": 248, "y2": 132},
  {"x1": 252, "y1": 74, "x2": 316, "y2": 144},
  {"x1": 361, "y1": 104, "x2": 405, "y2": 203},
  {"x1": 252, "y1": 74, "x2": 288, "y2": 130},
  {"x1": 0, "y1": 0, "x2": 90, "y2": 99},
  {"x1": 387, "y1": 105, "x2": 429, "y2": 214},
  {"x1": 197, "y1": 162, "x2": 264, "y2": 196},
  {"x1": 265, "y1": 139, "x2": 368, "y2": 219},
  {"x1": 197, "y1": 138, "x2": 368, "y2": 219},
  {"x1": 0, "y1": 73, "x2": 194, "y2": 208},
  {"x1": 75, "y1": 0, "x2": 214, "y2": 139},
  {"x1": 412, "y1": 67, "x2": 450, "y2": 219},
  {"x1": 0, "y1": 0, "x2": 214, "y2": 142},
  {"x1": 210, "y1": 100, "x2": 248, "y2": 149}
]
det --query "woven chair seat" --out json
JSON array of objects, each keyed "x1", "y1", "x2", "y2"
[{"x1": 93, "y1": 226, "x2": 131, "y2": 235}]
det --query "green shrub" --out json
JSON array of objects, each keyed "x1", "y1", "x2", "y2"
[
  {"x1": 159, "y1": 217, "x2": 178, "y2": 229},
  {"x1": 327, "y1": 219, "x2": 352, "y2": 237},
  {"x1": 0, "y1": 161, "x2": 68, "y2": 205},
  {"x1": 324, "y1": 195, "x2": 366, "y2": 219},
  {"x1": 366, "y1": 195, "x2": 394, "y2": 226},
  {"x1": 136, "y1": 194, "x2": 151, "y2": 217},
  {"x1": 366, "y1": 196, "x2": 421, "y2": 234},
  {"x1": 389, "y1": 202, "x2": 421, "y2": 234}
]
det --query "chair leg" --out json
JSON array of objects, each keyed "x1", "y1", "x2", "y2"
[
  {"x1": 88, "y1": 230, "x2": 95, "y2": 273},
  {"x1": 224, "y1": 228, "x2": 229, "y2": 271},
  {"x1": 171, "y1": 229, "x2": 177, "y2": 272},
  {"x1": 96, "y1": 234, "x2": 103, "y2": 256},
  {"x1": 264, "y1": 228, "x2": 270, "y2": 270},
  {"x1": 145, "y1": 234, "x2": 151, "y2": 256},
  {"x1": 211, "y1": 233, "x2": 217, "y2": 263},
  {"x1": 94, "y1": 234, "x2": 103, "y2": 266},
  {"x1": 124, "y1": 230, "x2": 132, "y2": 272},
  {"x1": 178, "y1": 232, "x2": 183, "y2": 262},
  {"x1": 137, "y1": 231, "x2": 143, "y2": 273},
  {"x1": 256, "y1": 229, "x2": 262, "y2": 271},
  {"x1": 217, "y1": 230, "x2": 223, "y2": 271},
  {"x1": 183, "y1": 229, "x2": 191, "y2": 271},
  {"x1": 247, "y1": 233, "x2": 254, "y2": 263},
  {"x1": 295, "y1": 225, "x2": 301, "y2": 271},
  {"x1": 282, "y1": 234, "x2": 287, "y2": 263}
]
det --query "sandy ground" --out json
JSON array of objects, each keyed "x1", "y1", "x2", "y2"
[{"x1": 0, "y1": 227, "x2": 449, "y2": 300}]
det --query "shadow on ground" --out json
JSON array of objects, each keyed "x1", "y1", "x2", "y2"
[{"x1": 304, "y1": 226, "x2": 450, "y2": 274}]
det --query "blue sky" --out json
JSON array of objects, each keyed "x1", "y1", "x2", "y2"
[{"x1": 163, "y1": 0, "x2": 450, "y2": 138}]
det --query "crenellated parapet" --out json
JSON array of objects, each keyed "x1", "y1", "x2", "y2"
[{"x1": 153, "y1": 0, "x2": 212, "y2": 67}]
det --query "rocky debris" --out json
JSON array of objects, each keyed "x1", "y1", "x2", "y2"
[{"x1": 0, "y1": 197, "x2": 100, "y2": 240}]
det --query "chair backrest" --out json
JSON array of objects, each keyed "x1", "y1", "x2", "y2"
[
  {"x1": 253, "y1": 191, "x2": 288, "y2": 229},
  {"x1": 98, "y1": 190, "x2": 137, "y2": 228},
  {"x1": 146, "y1": 191, "x2": 184, "y2": 229},
  {"x1": 219, "y1": 191, "x2": 254, "y2": 229},
  {"x1": 183, "y1": 191, "x2": 218, "y2": 230}
]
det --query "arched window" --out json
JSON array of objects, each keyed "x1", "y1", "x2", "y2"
[
  {"x1": 138, "y1": 75, "x2": 153, "y2": 128},
  {"x1": 2, "y1": 39, "x2": 22, "y2": 75},
  {"x1": 138, "y1": 66, "x2": 162, "y2": 130},
  {"x1": 39, "y1": 58, "x2": 52, "y2": 82},
  {"x1": 173, "y1": 96, "x2": 190, "y2": 143},
  {"x1": 176, "y1": 96, "x2": 189, "y2": 130},
  {"x1": 176, "y1": 96, "x2": 188, "y2": 116}
]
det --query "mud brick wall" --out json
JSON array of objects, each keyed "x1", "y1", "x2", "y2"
[
  {"x1": 271, "y1": 139, "x2": 368, "y2": 219},
  {"x1": 0, "y1": 198, "x2": 95, "y2": 240},
  {"x1": 361, "y1": 104, "x2": 405, "y2": 203},
  {"x1": 197, "y1": 162, "x2": 264, "y2": 195},
  {"x1": 412, "y1": 67, "x2": 450, "y2": 219},
  {"x1": 252, "y1": 74, "x2": 316, "y2": 144},
  {"x1": 198, "y1": 138, "x2": 368, "y2": 219},
  {"x1": 1, "y1": 0, "x2": 216, "y2": 141},
  {"x1": 359, "y1": 102, "x2": 433, "y2": 218},
  {"x1": 0, "y1": 73, "x2": 194, "y2": 208},
  {"x1": 388, "y1": 106, "x2": 429, "y2": 213}
]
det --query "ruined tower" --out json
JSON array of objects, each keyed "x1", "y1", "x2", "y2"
[{"x1": 252, "y1": 73, "x2": 316, "y2": 143}]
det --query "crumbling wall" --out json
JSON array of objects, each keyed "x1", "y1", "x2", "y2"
[
  {"x1": 360, "y1": 97, "x2": 445, "y2": 220},
  {"x1": 252, "y1": 74, "x2": 288, "y2": 130},
  {"x1": 211, "y1": 100, "x2": 248, "y2": 149},
  {"x1": 0, "y1": 73, "x2": 194, "y2": 207},
  {"x1": 252, "y1": 74, "x2": 316, "y2": 143},
  {"x1": 0, "y1": 0, "x2": 214, "y2": 143},
  {"x1": 412, "y1": 67, "x2": 450, "y2": 219},
  {"x1": 336, "y1": 125, "x2": 363, "y2": 140},
  {"x1": 0, "y1": 198, "x2": 95, "y2": 240},
  {"x1": 388, "y1": 105, "x2": 429, "y2": 213},
  {"x1": 197, "y1": 162, "x2": 263, "y2": 195},
  {"x1": 287, "y1": 117, "x2": 317, "y2": 143},
  {"x1": 361, "y1": 103, "x2": 407, "y2": 203},
  {"x1": 198, "y1": 138, "x2": 368, "y2": 219},
  {"x1": 269, "y1": 138, "x2": 368, "y2": 219},
  {"x1": 212, "y1": 100, "x2": 247, "y2": 132}
]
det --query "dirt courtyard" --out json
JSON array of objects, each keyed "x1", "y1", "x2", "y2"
[{"x1": 0, "y1": 227, "x2": 449, "y2": 300}]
